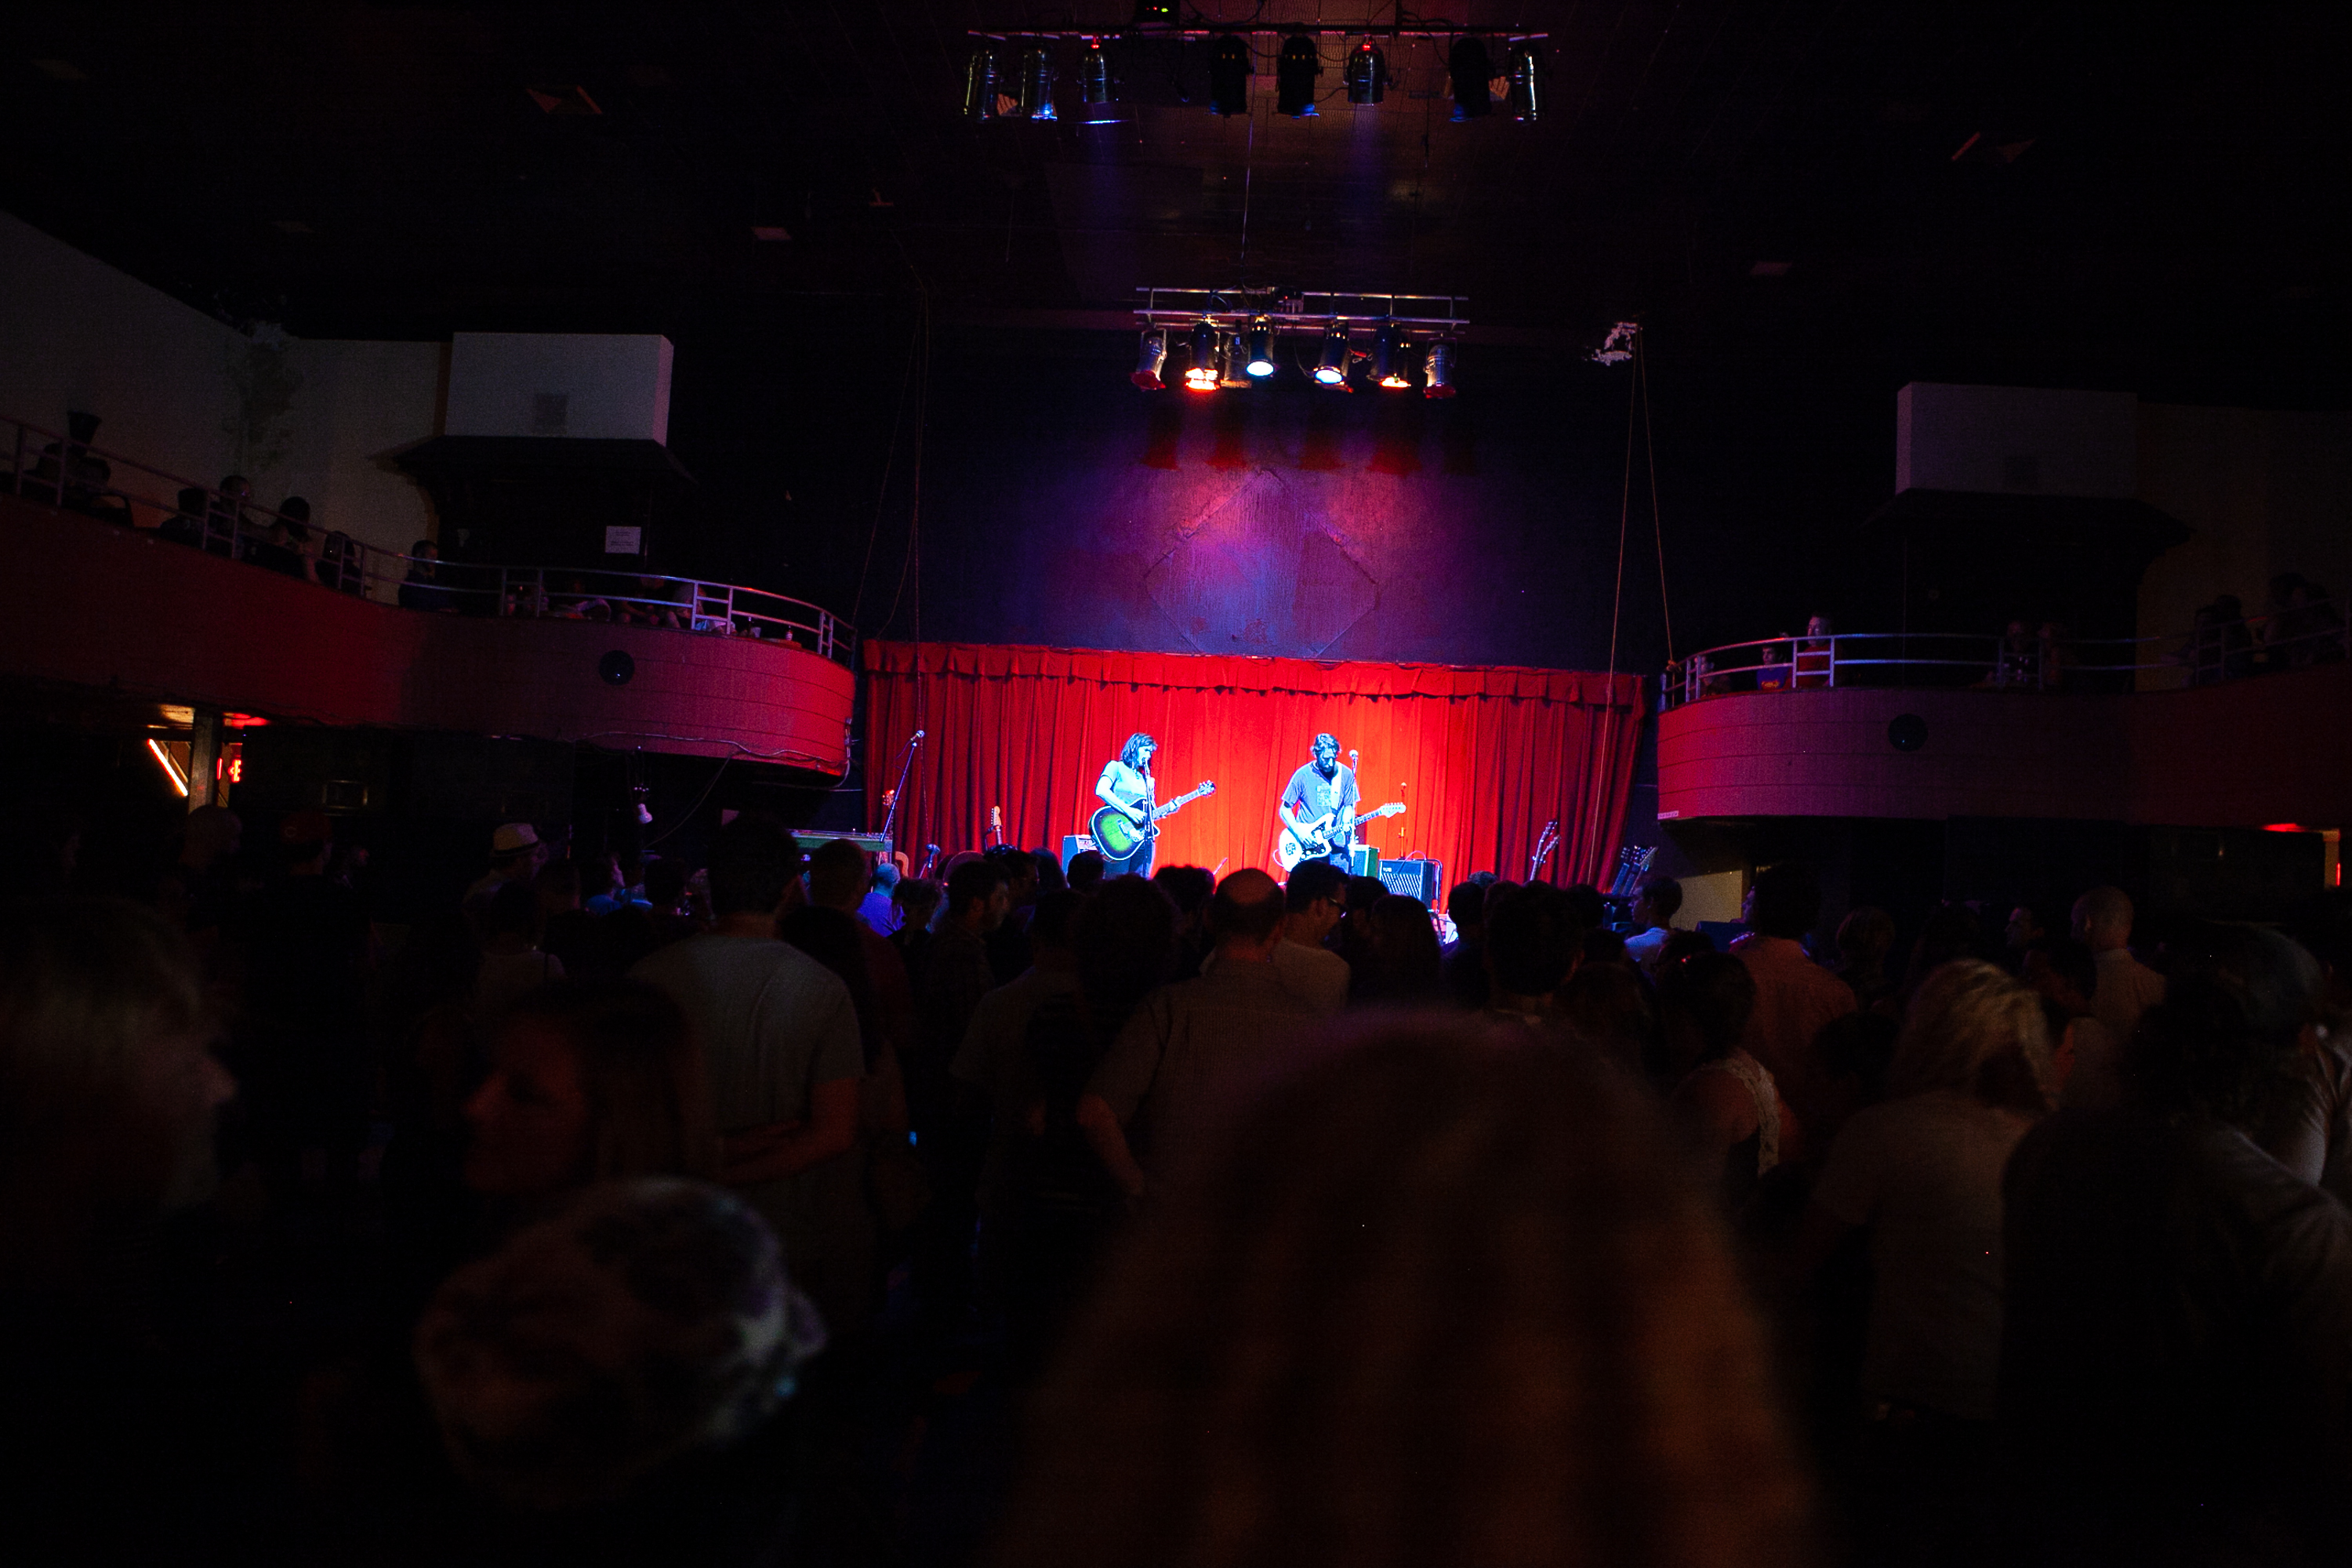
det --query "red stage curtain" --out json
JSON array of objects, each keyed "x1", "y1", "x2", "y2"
[{"x1": 863, "y1": 643, "x2": 1645, "y2": 887}]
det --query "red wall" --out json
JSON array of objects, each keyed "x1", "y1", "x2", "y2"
[
  {"x1": 1657, "y1": 668, "x2": 2352, "y2": 828},
  {"x1": 4, "y1": 493, "x2": 853, "y2": 773}
]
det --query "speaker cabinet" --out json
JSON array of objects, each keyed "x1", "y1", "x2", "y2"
[{"x1": 1376, "y1": 858, "x2": 1444, "y2": 905}]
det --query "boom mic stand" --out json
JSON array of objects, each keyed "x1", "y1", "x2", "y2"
[{"x1": 880, "y1": 729, "x2": 923, "y2": 854}]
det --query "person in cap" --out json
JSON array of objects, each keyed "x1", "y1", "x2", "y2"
[{"x1": 466, "y1": 822, "x2": 547, "y2": 936}]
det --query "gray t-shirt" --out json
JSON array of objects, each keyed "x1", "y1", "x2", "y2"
[
  {"x1": 1087, "y1": 957, "x2": 1320, "y2": 1180},
  {"x1": 630, "y1": 935, "x2": 865, "y2": 1264},
  {"x1": 1813, "y1": 1088, "x2": 2034, "y2": 1421}
]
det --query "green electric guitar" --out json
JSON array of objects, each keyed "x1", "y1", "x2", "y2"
[{"x1": 1089, "y1": 780, "x2": 1215, "y2": 860}]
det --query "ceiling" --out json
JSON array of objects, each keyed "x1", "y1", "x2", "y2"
[{"x1": 6, "y1": 2, "x2": 2350, "y2": 404}]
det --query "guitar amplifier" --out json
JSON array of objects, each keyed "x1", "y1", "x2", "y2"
[
  {"x1": 1061, "y1": 834, "x2": 1098, "y2": 871},
  {"x1": 1376, "y1": 858, "x2": 1444, "y2": 905},
  {"x1": 793, "y1": 830, "x2": 893, "y2": 857}
]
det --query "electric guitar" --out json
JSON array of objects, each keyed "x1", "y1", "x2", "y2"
[
  {"x1": 1090, "y1": 780, "x2": 1215, "y2": 860},
  {"x1": 1276, "y1": 801, "x2": 1406, "y2": 872}
]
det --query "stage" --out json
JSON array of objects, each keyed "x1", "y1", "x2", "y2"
[{"x1": 864, "y1": 642, "x2": 1644, "y2": 888}]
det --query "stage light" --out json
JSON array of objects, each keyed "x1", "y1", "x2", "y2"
[
  {"x1": 1244, "y1": 318, "x2": 1276, "y2": 376},
  {"x1": 961, "y1": 45, "x2": 996, "y2": 120},
  {"x1": 1014, "y1": 44, "x2": 1056, "y2": 120},
  {"x1": 1132, "y1": 328, "x2": 1168, "y2": 390},
  {"x1": 1276, "y1": 36, "x2": 1320, "y2": 117},
  {"x1": 1423, "y1": 339, "x2": 1457, "y2": 398},
  {"x1": 1313, "y1": 323, "x2": 1351, "y2": 385},
  {"x1": 1505, "y1": 42, "x2": 1542, "y2": 120},
  {"x1": 1344, "y1": 39, "x2": 1385, "y2": 104},
  {"x1": 1184, "y1": 319, "x2": 1221, "y2": 390},
  {"x1": 1218, "y1": 333, "x2": 1257, "y2": 387},
  {"x1": 1079, "y1": 38, "x2": 1110, "y2": 105},
  {"x1": 1208, "y1": 36, "x2": 1250, "y2": 116},
  {"x1": 1373, "y1": 321, "x2": 1413, "y2": 388},
  {"x1": 1449, "y1": 36, "x2": 1492, "y2": 120}
]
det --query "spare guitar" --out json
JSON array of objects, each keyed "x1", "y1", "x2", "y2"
[
  {"x1": 1277, "y1": 801, "x2": 1406, "y2": 873},
  {"x1": 1089, "y1": 780, "x2": 1216, "y2": 861}
]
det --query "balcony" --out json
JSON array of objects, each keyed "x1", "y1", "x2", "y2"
[
  {"x1": 1656, "y1": 622, "x2": 2352, "y2": 829},
  {"x1": 2, "y1": 416, "x2": 855, "y2": 774}
]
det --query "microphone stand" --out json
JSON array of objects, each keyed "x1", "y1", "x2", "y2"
[{"x1": 880, "y1": 729, "x2": 923, "y2": 853}]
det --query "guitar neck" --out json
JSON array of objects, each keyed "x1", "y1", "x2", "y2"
[{"x1": 1152, "y1": 786, "x2": 1209, "y2": 819}]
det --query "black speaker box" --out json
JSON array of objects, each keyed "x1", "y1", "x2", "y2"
[{"x1": 1376, "y1": 858, "x2": 1443, "y2": 905}]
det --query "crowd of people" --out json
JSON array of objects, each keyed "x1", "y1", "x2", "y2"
[{"x1": 5, "y1": 811, "x2": 2351, "y2": 1566}]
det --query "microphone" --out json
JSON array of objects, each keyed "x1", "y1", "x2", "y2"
[{"x1": 912, "y1": 729, "x2": 925, "y2": 741}]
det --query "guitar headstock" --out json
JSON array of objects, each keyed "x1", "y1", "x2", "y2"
[{"x1": 1197, "y1": 780, "x2": 1216, "y2": 794}]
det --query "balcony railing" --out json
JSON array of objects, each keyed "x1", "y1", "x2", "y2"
[
  {"x1": 3, "y1": 413, "x2": 853, "y2": 665},
  {"x1": 1661, "y1": 611, "x2": 2350, "y2": 712}
]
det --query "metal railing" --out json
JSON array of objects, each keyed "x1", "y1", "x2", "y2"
[
  {"x1": 1661, "y1": 609, "x2": 2351, "y2": 711},
  {"x1": 2, "y1": 412, "x2": 853, "y2": 664}
]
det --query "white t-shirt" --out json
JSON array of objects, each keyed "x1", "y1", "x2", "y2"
[{"x1": 1813, "y1": 1089, "x2": 2034, "y2": 1420}]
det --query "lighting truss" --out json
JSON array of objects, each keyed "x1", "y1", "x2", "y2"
[{"x1": 1134, "y1": 288, "x2": 1468, "y2": 395}]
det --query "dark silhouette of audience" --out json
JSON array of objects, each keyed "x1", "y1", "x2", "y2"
[{"x1": 16, "y1": 815, "x2": 2352, "y2": 1568}]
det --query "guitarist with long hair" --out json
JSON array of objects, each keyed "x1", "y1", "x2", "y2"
[{"x1": 1094, "y1": 732, "x2": 1160, "y2": 877}]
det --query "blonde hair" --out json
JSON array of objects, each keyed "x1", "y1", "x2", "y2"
[
  {"x1": 996, "y1": 1020, "x2": 1812, "y2": 1568},
  {"x1": 1889, "y1": 959, "x2": 2053, "y2": 1111}
]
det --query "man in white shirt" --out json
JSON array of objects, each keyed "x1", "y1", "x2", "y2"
[
  {"x1": 1621, "y1": 875, "x2": 1682, "y2": 974},
  {"x1": 2073, "y1": 885, "x2": 2165, "y2": 1047}
]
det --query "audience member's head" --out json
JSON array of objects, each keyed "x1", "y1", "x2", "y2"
[
  {"x1": 415, "y1": 1178, "x2": 824, "y2": 1511},
  {"x1": 1835, "y1": 906, "x2": 1896, "y2": 971},
  {"x1": 1208, "y1": 869, "x2": 1285, "y2": 956},
  {"x1": 1073, "y1": 876, "x2": 1181, "y2": 1021},
  {"x1": 2005, "y1": 902, "x2": 2053, "y2": 952},
  {"x1": 1284, "y1": 859, "x2": 1350, "y2": 946},
  {"x1": 1484, "y1": 881, "x2": 1584, "y2": 1002},
  {"x1": 488, "y1": 822, "x2": 544, "y2": 881},
  {"x1": 1065, "y1": 850, "x2": 1107, "y2": 894},
  {"x1": 2125, "y1": 925, "x2": 2325, "y2": 1126},
  {"x1": 1151, "y1": 865, "x2": 1214, "y2": 921},
  {"x1": 706, "y1": 815, "x2": 800, "y2": 918},
  {"x1": 1661, "y1": 950, "x2": 1759, "y2": 1075},
  {"x1": 2022, "y1": 937, "x2": 2097, "y2": 1015},
  {"x1": 1559, "y1": 883, "x2": 1608, "y2": 932},
  {"x1": 2071, "y1": 885, "x2": 2136, "y2": 952},
  {"x1": 1446, "y1": 878, "x2": 1489, "y2": 937},
  {"x1": 1888, "y1": 960, "x2": 2053, "y2": 1113},
  {"x1": 1029, "y1": 889, "x2": 1084, "y2": 955},
  {"x1": 1347, "y1": 874, "x2": 1389, "y2": 916},
  {"x1": 280, "y1": 808, "x2": 332, "y2": 873},
  {"x1": 1030, "y1": 851, "x2": 1065, "y2": 897},
  {"x1": 180, "y1": 804, "x2": 241, "y2": 869},
  {"x1": 1743, "y1": 862, "x2": 1821, "y2": 941},
  {"x1": 1352, "y1": 895, "x2": 1444, "y2": 1004},
  {"x1": 891, "y1": 877, "x2": 943, "y2": 933},
  {"x1": 985, "y1": 844, "x2": 1040, "y2": 903},
  {"x1": 0, "y1": 899, "x2": 234, "y2": 1283},
  {"x1": 946, "y1": 858, "x2": 1012, "y2": 931},
  {"x1": 805, "y1": 839, "x2": 872, "y2": 913},
  {"x1": 1632, "y1": 874, "x2": 1683, "y2": 930},
  {"x1": 464, "y1": 980, "x2": 718, "y2": 1201},
  {"x1": 996, "y1": 1021, "x2": 1810, "y2": 1568},
  {"x1": 1558, "y1": 958, "x2": 1657, "y2": 1070},
  {"x1": 535, "y1": 857, "x2": 582, "y2": 916}
]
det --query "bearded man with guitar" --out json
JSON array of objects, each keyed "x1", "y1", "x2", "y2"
[
  {"x1": 1276, "y1": 732, "x2": 1406, "y2": 872},
  {"x1": 1091, "y1": 732, "x2": 1214, "y2": 877}
]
